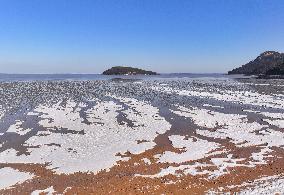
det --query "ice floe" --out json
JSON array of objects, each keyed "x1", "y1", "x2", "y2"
[
  {"x1": 6, "y1": 120, "x2": 32, "y2": 135},
  {"x1": 172, "y1": 106, "x2": 246, "y2": 128},
  {"x1": 0, "y1": 167, "x2": 34, "y2": 189},
  {"x1": 31, "y1": 186, "x2": 55, "y2": 195},
  {"x1": 158, "y1": 135, "x2": 219, "y2": 163},
  {"x1": 261, "y1": 112, "x2": 284, "y2": 128}
]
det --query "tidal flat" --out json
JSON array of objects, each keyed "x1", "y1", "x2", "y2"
[{"x1": 0, "y1": 77, "x2": 284, "y2": 194}]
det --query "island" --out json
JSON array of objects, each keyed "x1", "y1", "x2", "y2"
[
  {"x1": 102, "y1": 66, "x2": 158, "y2": 75},
  {"x1": 228, "y1": 51, "x2": 284, "y2": 76},
  {"x1": 265, "y1": 62, "x2": 284, "y2": 75},
  {"x1": 257, "y1": 62, "x2": 284, "y2": 79}
]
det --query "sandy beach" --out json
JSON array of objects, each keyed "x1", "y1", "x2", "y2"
[{"x1": 0, "y1": 77, "x2": 284, "y2": 194}]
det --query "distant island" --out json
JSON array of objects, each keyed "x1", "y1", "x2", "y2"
[
  {"x1": 228, "y1": 51, "x2": 284, "y2": 77},
  {"x1": 102, "y1": 66, "x2": 158, "y2": 75}
]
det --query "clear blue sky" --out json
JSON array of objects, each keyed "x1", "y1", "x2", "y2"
[{"x1": 0, "y1": 0, "x2": 283, "y2": 73}]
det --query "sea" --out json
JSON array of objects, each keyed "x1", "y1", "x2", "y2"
[{"x1": 0, "y1": 73, "x2": 250, "y2": 82}]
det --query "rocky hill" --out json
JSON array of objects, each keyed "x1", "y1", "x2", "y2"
[
  {"x1": 228, "y1": 51, "x2": 284, "y2": 75},
  {"x1": 265, "y1": 62, "x2": 284, "y2": 75},
  {"x1": 102, "y1": 66, "x2": 158, "y2": 75}
]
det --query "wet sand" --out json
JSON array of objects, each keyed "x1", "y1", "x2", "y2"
[{"x1": 0, "y1": 78, "x2": 284, "y2": 194}]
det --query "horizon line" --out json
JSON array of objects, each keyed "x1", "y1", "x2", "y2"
[{"x1": 0, "y1": 72, "x2": 227, "y2": 75}]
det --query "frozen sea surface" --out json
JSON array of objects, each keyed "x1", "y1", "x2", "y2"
[{"x1": 0, "y1": 76, "x2": 283, "y2": 193}]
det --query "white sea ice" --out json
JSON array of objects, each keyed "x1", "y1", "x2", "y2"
[
  {"x1": 239, "y1": 175, "x2": 284, "y2": 195},
  {"x1": 173, "y1": 106, "x2": 284, "y2": 148},
  {"x1": 31, "y1": 186, "x2": 55, "y2": 195},
  {"x1": 203, "y1": 104, "x2": 224, "y2": 109},
  {"x1": 152, "y1": 85, "x2": 284, "y2": 109},
  {"x1": 142, "y1": 158, "x2": 151, "y2": 165},
  {"x1": 149, "y1": 106, "x2": 284, "y2": 178},
  {"x1": 158, "y1": 135, "x2": 220, "y2": 163},
  {"x1": 172, "y1": 106, "x2": 245, "y2": 128},
  {"x1": 0, "y1": 167, "x2": 34, "y2": 189},
  {"x1": 0, "y1": 105, "x2": 5, "y2": 120},
  {"x1": 6, "y1": 120, "x2": 32, "y2": 135},
  {"x1": 209, "y1": 154, "x2": 252, "y2": 178},
  {"x1": 0, "y1": 98, "x2": 171, "y2": 174},
  {"x1": 249, "y1": 147, "x2": 273, "y2": 165},
  {"x1": 261, "y1": 112, "x2": 284, "y2": 128}
]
